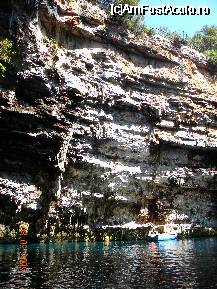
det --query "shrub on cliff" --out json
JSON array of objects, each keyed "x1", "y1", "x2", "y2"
[
  {"x1": 0, "y1": 38, "x2": 16, "y2": 77},
  {"x1": 205, "y1": 50, "x2": 217, "y2": 65},
  {"x1": 189, "y1": 25, "x2": 217, "y2": 65},
  {"x1": 157, "y1": 26, "x2": 188, "y2": 47}
]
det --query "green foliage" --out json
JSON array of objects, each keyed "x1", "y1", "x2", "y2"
[
  {"x1": 110, "y1": 0, "x2": 144, "y2": 33},
  {"x1": 96, "y1": 0, "x2": 155, "y2": 35},
  {"x1": 189, "y1": 25, "x2": 217, "y2": 64},
  {"x1": 190, "y1": 25, "x2": 217, "y2": 52},
  {"x1": 0, "y1": 38, "x2": 16, "y2": 77},
  {"x1": 205, "y1": 50, "x2": 217, "y2": 64},
  {"x1": 124, "y1": 14, "x2": 147, "y2": 34},
  {"x1": 122, "y1": 10, "x2": 155, "y2": 36},
  {"x1": 0, "y1": 63, "x2": 6, "y2": 76}
]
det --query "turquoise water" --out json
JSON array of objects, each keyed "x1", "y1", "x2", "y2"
[{"x1": 1, "y1": 238, "x2": 217, "y2": 288}]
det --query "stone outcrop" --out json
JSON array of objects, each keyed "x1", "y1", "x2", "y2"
[{"x1": 0, "y1": 0, "x2": 217, "y2": 241}]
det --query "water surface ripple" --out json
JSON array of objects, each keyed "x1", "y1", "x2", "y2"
[{"x1": 0, "y1": 238, "x2": 217, "y2": 288}]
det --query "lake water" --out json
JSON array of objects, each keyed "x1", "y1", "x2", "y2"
[{"x1": 0, "y1": 238, "x2": 217, "y2": 288}]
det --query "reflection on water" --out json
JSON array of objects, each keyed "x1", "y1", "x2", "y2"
[{"x1": 0, "y1": 238, "x2": 217, "y2": 288}]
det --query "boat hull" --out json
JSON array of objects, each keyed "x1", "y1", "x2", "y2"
[
  {"x1": 157, "y1": 233, "x2": 177, "y2": 241},
  {"x1": 147, "y1": 233, "x2": 177, "y2": 242}
]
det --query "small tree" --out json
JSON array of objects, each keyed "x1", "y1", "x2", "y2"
[{"x1": 189, "y1": 25, "x2": 217, "y2": 65}]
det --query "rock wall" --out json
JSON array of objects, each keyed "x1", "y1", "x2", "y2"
[{"x1": 0, "y1": 0, "x2": 217, "y2": 240}]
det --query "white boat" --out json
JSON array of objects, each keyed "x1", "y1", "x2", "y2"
[
  {"x1": 157, "y1": 232, "x2": 177, "y2": 241},
  {"x1": 148, "y1": 224, "x2": 178, "y2": 241}
]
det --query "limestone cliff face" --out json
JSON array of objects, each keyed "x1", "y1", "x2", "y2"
[{"x1": 0, "y1": 0, "x2": 217, "y2": 239}]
